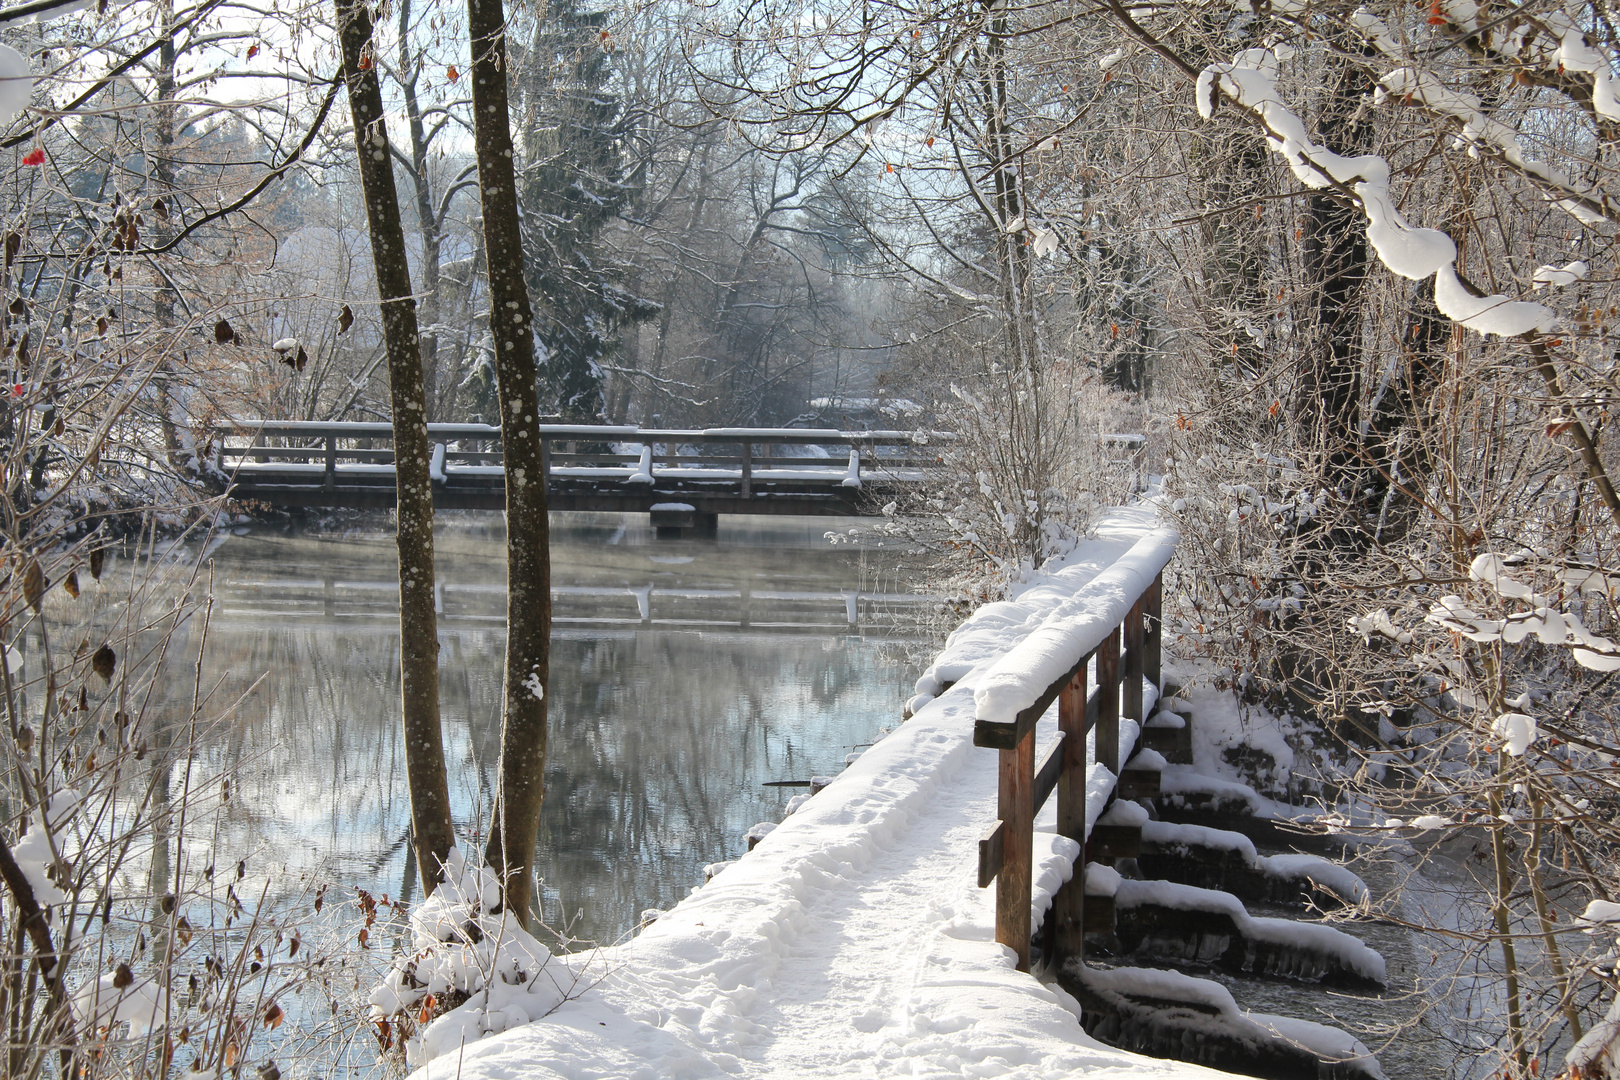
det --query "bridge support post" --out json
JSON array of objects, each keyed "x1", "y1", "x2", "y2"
[
  {"x1": 740, "y1": 442, "x2": 752, "y2": 499},
  {"x1": 1144, "y1": 571, "x2": 1162, "y2": 692},
  {"x1": 1123, "y1": 594, "x2": 1145, "y2": 728},
  {"x1": 1095, "y1": 626, "x2": 1120, "y2": 776},
  {"x1": 1052, "y1": 669, "x2": 1088, "y2": 968},
  {"x1": 996, "y1": 723, "x2": 1034, "y2": 972},
  {"x1": 323, "y1": 434, "x2": 337, "y2": 490}
]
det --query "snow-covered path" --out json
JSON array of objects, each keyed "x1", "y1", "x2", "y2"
[{"x1": 411, "y1": 507, "x2": 1227, "y2": 1080}]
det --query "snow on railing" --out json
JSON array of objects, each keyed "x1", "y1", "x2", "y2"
[{"x1": 972, "y1": 527, "x2": 1177, "y2": 972}]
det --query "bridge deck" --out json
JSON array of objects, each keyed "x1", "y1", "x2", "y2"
[{"x1": 211, "y1": 421, "x2": 941, "y2": 515}]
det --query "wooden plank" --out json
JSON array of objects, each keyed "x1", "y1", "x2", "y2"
[
  {"x1": 1032, "y1": 730, "x2": 1067, "y2": 814},
  {"x1": 1095, "y1": 627, "x2": 1120, "y2": 774},
  {"x1": 996, "y1": 726, "x2": 1035, "y2": 972},
  {"x1": 1053, "y1": 669, "x2": 1088, "y2": 967},
  {"x1": 1088, "y1": 824, "x2": 1139, "y2": 860},
  {"x1": 1082, "y1": 893, "x2": 1116, "y2": 934},
  {"x1": 977, "y1": 820, "x2": 1004, "y2": 888},
  {"x1": 1144, "y1": 571, "x2": 1163, "y2": 692},
  {"x1": 1116, "y1": 767, "x2": 1161, "y2": 801},
  {"x1": 1123, "y1": 594, "x2": 1145, "y2": 726}
]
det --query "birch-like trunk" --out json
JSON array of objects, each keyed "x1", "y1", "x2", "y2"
[{"x1": 466, "y1": 0, "x2": 551, "y2": 926}]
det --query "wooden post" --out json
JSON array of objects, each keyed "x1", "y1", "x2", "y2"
[
  {"x1": 1052, "y1": 667, "x2": 1089, "y2": 967},
  {"x1": 323, "y1": 433, "x2": 337, "y2": 490},
  {"x1": 1144, "y1": 572, "x2": 1163, "y2": 694},
  {"x1": 1123, "y1": 594, "x2": 1145, "y2": 728},
  {"x1": 996, "y1": 724, "x2": 1035, "y2": 972},
  {"x1": 539, "y1": 437, "x2": 550, "y2": 488},
  {"x1": 740, "y1": 442, "x2": 753, "y2": 499},
  {"x1": 1096, "y1": 627, "x2": 1120, "y2": 775}
]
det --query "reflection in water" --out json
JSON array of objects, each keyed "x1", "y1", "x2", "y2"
[{"x1": 179, "y1": 513, "x2": 919, "y2": 946}]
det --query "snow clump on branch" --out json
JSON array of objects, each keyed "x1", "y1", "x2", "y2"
[{"x1": 1194, "y1": 45, "x2": 1555, "y2": 337}]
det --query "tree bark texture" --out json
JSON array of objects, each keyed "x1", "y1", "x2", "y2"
[
  {"x1": 467, "y1": 0, "x2": 551, "y2": 926},
  {"x1": 334, "y1": 0, "x2": 456, "y2": 891}
]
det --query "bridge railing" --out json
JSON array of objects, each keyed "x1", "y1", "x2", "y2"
[
  {"x1": 209, "y1": 421, "x2": 944, "y2": 494},
  {"x1": 970, "y1": 529, "x2": 1176, "y2": 973}
]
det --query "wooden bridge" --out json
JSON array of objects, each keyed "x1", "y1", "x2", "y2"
[{"x1": 208, "y1": 421, "x2": 941, "y2": 526}]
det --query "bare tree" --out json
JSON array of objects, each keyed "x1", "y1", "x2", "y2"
[
  {"x1": 466, "y1": 0, "x2": 551, "y2": 926},
  {"x1": 333, "y1": 0, "x2": 455, "y2": 890}
]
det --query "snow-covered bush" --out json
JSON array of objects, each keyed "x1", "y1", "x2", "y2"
[{"x1": 368, "y1": 847, "x2": 578, "y2": 1067}]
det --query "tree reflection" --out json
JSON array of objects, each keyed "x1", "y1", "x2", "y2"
[{"x1": 153, "y1": 516, "x2": 916, "y2": 945}]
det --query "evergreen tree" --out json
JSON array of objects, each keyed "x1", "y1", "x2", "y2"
[{"x1": 515, "y1": 0, "x2": 655, "y2": 420}]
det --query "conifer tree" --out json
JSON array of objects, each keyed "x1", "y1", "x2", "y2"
[{"x1": 515, "y1": 0, "x2": 655, "y2": 420}]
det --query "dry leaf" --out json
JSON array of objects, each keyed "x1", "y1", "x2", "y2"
[
  {"x1": 338, "y1": 304, "x2": 354, "y2": 334},
  {"x1": 214, "y1": 318, "x2": 234, "y2": 344},
  {"x1": 22, "y1": 558, "x2": 43, "y2": 613},
  {"x1": 63, "y1": 570, "x2": 78, "y2": 599},
  {"x1": 112, "y1": 962, "x2": 133, "y2": 989},
  {"x1": 88, "y1": 546, "x2": 104, "y2": 580},
  {"x1": 91, "y1": 643, "x2": 115, "y2": 681},
  {"x1": 263, "y1": 1002, "x2": 284, "y2": 1030}
]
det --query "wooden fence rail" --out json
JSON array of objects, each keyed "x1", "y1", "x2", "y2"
[{"x1": 971, "y1": 545, "x2": 1170, "y2": 974}]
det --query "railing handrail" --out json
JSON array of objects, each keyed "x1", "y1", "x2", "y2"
[
  {"x1": 970, "y1": 525, "x2": 1176, "y2": 975},
  {"x1": 210, "y1": 420, "x2": 944, "y2": 446}
]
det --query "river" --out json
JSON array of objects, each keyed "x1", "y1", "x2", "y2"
[{"x1": 92, "y1": 512, "x2": 924, "y2": 950}]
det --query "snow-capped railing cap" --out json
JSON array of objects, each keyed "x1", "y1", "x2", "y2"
[{"x1": 972, "y1": 527, "x2": 1178, "y2": 748}]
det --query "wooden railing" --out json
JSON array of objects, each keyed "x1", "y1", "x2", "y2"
[
  {"x1": 971, "y1": 549, "x2": 1169, "y2": 973},
  {"x1": 209, "y1": 420, "x2": 942, "y2": 494}
]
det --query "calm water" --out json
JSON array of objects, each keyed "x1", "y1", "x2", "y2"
[{"x1": 126, "y1": 513, "x2": 924, "y2": 947}]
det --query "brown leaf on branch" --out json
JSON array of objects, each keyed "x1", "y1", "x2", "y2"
[
  {"x1": 22, "y1": 558, "x2": 43, "y2": 613},
  {"x1": 91, "y1": 643, "x2": 115, "y2": 681}
]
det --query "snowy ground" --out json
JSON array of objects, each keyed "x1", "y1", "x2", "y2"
[{"x1": 407, "y1": 506, "x2": 1238, "y2": 1080}]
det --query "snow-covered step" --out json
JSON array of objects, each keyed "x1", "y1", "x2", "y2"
[
  {"x1": 1066, "y1": 964, "x2": 1385, "y2": 1080},
  {"x1": 1139, "y1": 691, "x2": 1193, "y2": 763},
  {"x1": 1136, "y1": 818, "x2": 1369, "y2": 909},
  {"x1": 1115, "y1": 747, "x2": 1165, "y2": 801},
  {"x1": 1105, "y1": 877, "x2": 1385, "y2": 989}
]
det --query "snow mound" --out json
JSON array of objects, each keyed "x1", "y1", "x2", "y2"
[{"x1": 370, "y1": 848, "x2": 571, "y2": 1067}]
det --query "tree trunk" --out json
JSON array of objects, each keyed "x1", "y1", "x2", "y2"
[
  {"x1": 467, "y1": 0, "x2": 551, "y2": 926},
  {"x1": 334, "y1": 0, "x2": 456, "y2": 891}
]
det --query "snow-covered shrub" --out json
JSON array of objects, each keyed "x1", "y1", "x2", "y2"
[{"x1": 370, "y1": 847, "x2": 574, "y2": 1066}]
